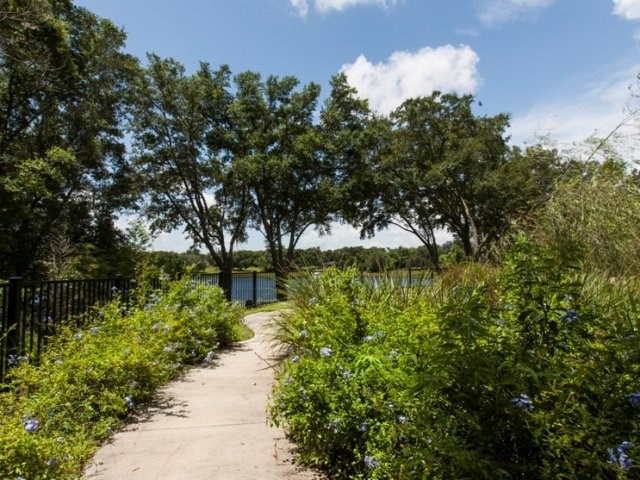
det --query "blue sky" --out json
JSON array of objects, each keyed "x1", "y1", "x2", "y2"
[{"x1": 76, "y1": 0, "x2": 640, "y2": 252}]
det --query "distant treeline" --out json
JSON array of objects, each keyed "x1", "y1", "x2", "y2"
[{"x1": 149, "y1": 243, "x2": 458, "y2": 278}]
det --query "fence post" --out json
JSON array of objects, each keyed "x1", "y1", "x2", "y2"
[
  {"x1": 114, "y1": 274, "x2": 123, "y2": 294},
  {"x1": 252, "y1": 271, "x2": 258, "y2": 306},
  {"x1": 6, "y1": 277, "x2": 23, "y2": 357}
]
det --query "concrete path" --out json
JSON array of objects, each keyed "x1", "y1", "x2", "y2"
[{"x1": 84, "y1": 311, "x2": 321, "y2": 480}]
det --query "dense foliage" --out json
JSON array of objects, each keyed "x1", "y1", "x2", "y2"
[
  {"x1": 270, "y1": 248, "x2": 640, "y2": 478},
  {"x1": 0, "y1": 278, "x2": 245, "y2": 479},
  {"x1": 0, "y1": 0, "x2": 140, "y2": 278},
  {"x1": 527, "y1": 158, "x2": 640, "y2": 277}
]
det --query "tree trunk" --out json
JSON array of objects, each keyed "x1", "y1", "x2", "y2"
[
  {"x1": 274, "y1": 262, "x2": 288, "y2": 300},
  {"x1": 426, "y1": 242, "x2": 441, "y2": 273},
  {"x1": 218, "y1": 268, "x2": 233, "y2": 302}
]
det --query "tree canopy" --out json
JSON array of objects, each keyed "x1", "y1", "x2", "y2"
[
  {"x1": 0, "y1": 0, "x2": 593, "y2": 282},
  {"x1": 0, "y1": 0, "x2": 140, "y2": 277}
]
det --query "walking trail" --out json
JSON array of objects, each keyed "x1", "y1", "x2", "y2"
[{"x1": 83, "y1": 311, "x2": 321, "y2": 480}]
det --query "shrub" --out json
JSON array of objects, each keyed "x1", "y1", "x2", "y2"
[
  {"x1": 0, "y1": 277, "x2": 245, "y2": 479},
  {"x1": 527, "y1": 158, "x2": 640, "y2": 276},
  {"x1": 270, "y1": 245, "x2": 640, "y2": 479}
]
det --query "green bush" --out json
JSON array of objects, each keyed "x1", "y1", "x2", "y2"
[
  {"x1": 270, "y1": 247, "x2": 640, "y2": 479},
  {"x1": 527, "y1": 159, "x2": 640, "y2": 277},
  {"x1": 0, "y1": 277, "x2": 245, "y2": 479}
]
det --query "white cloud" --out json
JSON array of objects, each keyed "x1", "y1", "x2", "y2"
[
  {"x1": 613, "y1": 0, "x2": 640, "y2": 20},
  {"x1": 289, "y1": 0, "x2": 398, "y2": 16},
  {"x1": 316, "y1": 0, "x2": 398, "y2": 13},
  {"x1": 477, "y1": 0, "x2": 556, "y2": 27},
  {"x1": 508, "y1": 63, "x2": 640, "y2": 149},
  {"x1": 341, "y1": 45, "x2": 481, "y2": 115},
  {"x1": 289, "y1": 0, "x2": 310, "y2": 17}
]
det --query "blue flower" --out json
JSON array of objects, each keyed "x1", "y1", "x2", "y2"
[
  {"x1": 90, "y1": 326, "x2": 100, "y2": 335},
  {"x1": 203, "y1": 351, "x2": 216, "y2": 364},
  {"x1": 299, "y1": 387, "x2": 308, "y2": 400},
  {"x1": 299, "y1": 329, "x2": 308, "y2": 339},
  {"x1": 396, "y1": 414, "x2": 409, "y2": 424},
  {"x1": 364, "y1": 331, "x2": 384, "y2": 342},
  {"x1": 7, "y1": 354, "x2": 26, "y2": 366},
  {"x1": 364, "y1": 455, "x2": 380, "y2": 469},
  {"x1": 619, "y1": 452, "x2": 633, "y2": 471},
  {"x1": 359, "y1": 422, "x2": 369, "y2": 432},
  {"x1": 327, "y1": 418, "x2": 342, "y2": 433},
  {"x1": 319, "y1": 347, "x2": 332, "y2": 357},
  {"x1": 609, "y1": 441, "x2": 635, "y2": 470},
  {"x1": 627, "y1": 392, "x2": 640, "y2": 407},
  {"x1": 23, "y1": 418, "x2": 39, "y2": 434},
  {"x1": 291, "y1": 355, "x2": 300, "y2": 363},
  {"x1": 618, "y1": 441, "x2": 635, "y2": 454},
  {"x1": 511, "y1": 393, "x2": 534, "y2": 412},
  {"x1": 125, "y1": 396, "x2": 135, "y2": 409},
  {"x1": 561, "y1": 308, "x2": 579, "y2": 323}
]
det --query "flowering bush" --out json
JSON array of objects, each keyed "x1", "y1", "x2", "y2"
[
  {"x1": 270, "y1": 242, "x2": 640, "y2": 479},
  {"x1": 0, "y1": 277, "x2": 245, "y2": 479}
]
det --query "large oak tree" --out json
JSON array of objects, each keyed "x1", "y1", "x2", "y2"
[
  {"x1": 231, "y1": 72, "x2": 334, "y2": 294},
  {"x1": 131, "y1": 56, "x2": 251, "y2": 299}
]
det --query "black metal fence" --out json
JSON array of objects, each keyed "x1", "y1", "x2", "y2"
[
  {"x1": 0, "y1": 275, "x2": 133, "y2": 382},
  {"x1": 191, "y1": 271, "x2": 278, "y2": 306},
  {"x1": 0, "y1": 272, "x2": 278, "y2": 382}
]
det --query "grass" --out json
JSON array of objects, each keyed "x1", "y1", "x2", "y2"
[
  {"x1": 247, "y1": 300, "x2": 291, "y2": 313},
  {"x1": 235, "y1": 322, "x2": 255, "y2": 341}
]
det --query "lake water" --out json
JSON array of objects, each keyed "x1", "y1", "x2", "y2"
[{"x1": 193, "y1": 272, "x2": 431, "y2": 306}]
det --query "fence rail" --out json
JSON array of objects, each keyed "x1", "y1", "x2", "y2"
[
  {"x1": 0, "y1": 272, "x2": 277, "y2": 383},
  {"x1": 191, "y1": 271, "x2": 277, "y2": 306}
]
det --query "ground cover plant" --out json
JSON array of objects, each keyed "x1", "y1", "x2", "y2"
[
  {"x1": 0, "y1": 278, "x2": 245, "y2": 479},
  {"x1": 270, "y1": 245, "x2": 640, "y2": 479}
]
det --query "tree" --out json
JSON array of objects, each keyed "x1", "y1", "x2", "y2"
[
  {"x1": 320, "y1": 74, "x2": 412, "y2": 266},
  {"x1": 485, "y1": 143, "x2": 562, "y2": 240},
  {"x1": 389, "y1": 92, "x2": 512, "y2": 262},
  {"x1": 342, "y1": 92, "x2": 510, "y2": 269},
  {"x1": 230, "y1": 72, "x2": 334, "y2": 295},
  {"x1": 131, "y1": 56, "x2": 251, "y2": 299},
  {"x1": 0, "y1": 0, "x2": 140, "y2": 277}
]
